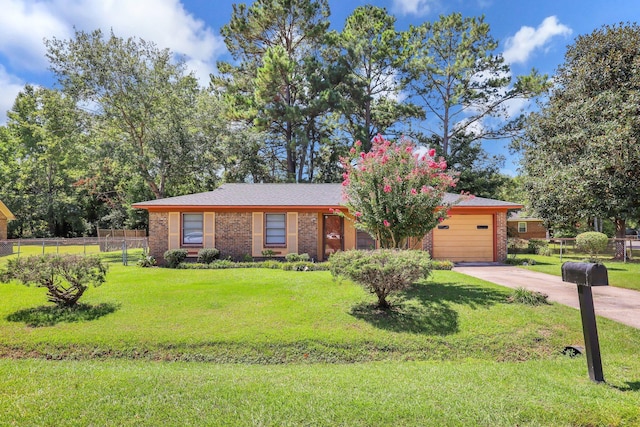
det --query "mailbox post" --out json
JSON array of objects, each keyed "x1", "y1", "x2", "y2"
[{"x1": 561, "y1": 262, "x2": 608, "y2": 383}]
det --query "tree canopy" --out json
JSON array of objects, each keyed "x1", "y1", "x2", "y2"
[{"x1": 518, "y1": 23, "x2": 640, "y2": 257}]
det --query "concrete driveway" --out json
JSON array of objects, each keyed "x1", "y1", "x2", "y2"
[{"x1": 453, "y1": 264, "x2": 640, "y2": 330}]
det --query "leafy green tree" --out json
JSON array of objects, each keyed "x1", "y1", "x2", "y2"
[
  {"x1": 1, "y1": 85, "x2": 88, "y2": 237},
  {"x1": 404, "y1": 13, "x2": 548, "y2": 157},
  {"x1": 331, "y1": 5, "x2": 422, "y2": 151},
  {"x1": 45, "y1": 29, "x2": 221, "y2": 199},
  {"x1": 216, "y1": 0, "x2": 334, "y2": 181},
  {"x1": 518, "y1": 23, "x2": 640, "y2": 259},
  {"x1": 340, "y1": 135, "x2": 459, "y2": 249}
]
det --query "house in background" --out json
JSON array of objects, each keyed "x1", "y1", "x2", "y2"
[
  {"x1": 507, "y1": 211, "x2": 548, "y2": 240},
  {"x1": 133, "y1": 183, "x2": 522, "y2": 264},
  {"x1": 0, "y1": 200, "x2": 15, "y2": 240}
]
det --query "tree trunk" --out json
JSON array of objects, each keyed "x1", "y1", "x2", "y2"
[{"x1": 614, "y1": 218, "x2": 626, "y2": 260}]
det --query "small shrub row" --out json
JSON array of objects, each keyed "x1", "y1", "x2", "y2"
[
  {"x1": 175, "y1": 260, "x2": 329, "y2": 271},
  {"x1": 163, "y1": 248, "x2": 220, "y2": 268}
]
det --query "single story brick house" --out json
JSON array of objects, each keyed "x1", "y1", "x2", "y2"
[
  {"x1": 0, "y1": 200, "x2": 15, "y2": 240},
  {"x1": 132, "y1": 183, "x2": 522, "y2": 264},
  {"x1": 507, "y1": 211, "x2": 548, "y2": 240}
]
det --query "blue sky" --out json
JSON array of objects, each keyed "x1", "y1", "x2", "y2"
[{"x1": 2, "y1": 0, "x2": 639, "y2": 174}]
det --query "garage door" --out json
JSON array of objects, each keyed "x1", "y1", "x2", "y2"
[{"x1": 432, "y1": 214, "x2": 494, "y2": 262}]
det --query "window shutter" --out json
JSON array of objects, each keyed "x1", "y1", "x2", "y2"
[
  {"x1": 252, "y1": 212, "x2": 263, "y2": 257},
  {"x1": 287, "y1": 212, "x2": 298, "y2": 254},
  {"x1": 168, "y1": 212, "x2": 180, "y2": 250},
  {"x1": 204, "y1": 212, "x2": 215, "y2": 248}
]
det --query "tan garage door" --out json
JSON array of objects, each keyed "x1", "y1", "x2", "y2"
[{"x1": 432, "y1": 214, "x2": 494, "y2": 262}]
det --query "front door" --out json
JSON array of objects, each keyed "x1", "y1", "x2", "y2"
[{"x1": 323, "y1": 215, "x2": 343, "y2": 260}]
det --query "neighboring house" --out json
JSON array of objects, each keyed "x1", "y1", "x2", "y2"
[
  {"x1": 0, "y1": 200, "x2": 15, "y2": 240},
  {"x1": 132, "y1": 183, "x2": 522, "y2": 264},
  {"x1": 507, "y1": 211, "x2": 548, "y2": 240}
]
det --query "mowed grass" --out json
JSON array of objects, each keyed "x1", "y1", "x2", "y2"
[
  {"x1": 0, "y1": 263, "x2": 639, "y2": 425},
  {"x1": 511, "y1": 253, "x2": 640, "y2": 291}
]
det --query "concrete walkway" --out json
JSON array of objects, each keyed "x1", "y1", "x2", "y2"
[{"x1": 453, "y1": 265, "x2": 640, "y2": 329}]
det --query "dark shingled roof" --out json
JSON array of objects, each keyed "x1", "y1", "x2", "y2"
[{"x1": 132, "y1": 183, "x2": 522, "y2": 208}]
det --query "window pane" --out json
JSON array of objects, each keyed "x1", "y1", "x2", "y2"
[
  {"x1": 518, "y1": 222, "x2": 527, "y2": 233},
  {"x1": 183, "y1": 213, "x2": 203, "y2": 244},
  {"x1": 265, "y1": 214, "x2": 286, "y2": 245},
  {"x1": 356, "y1": 230, "x2": 376, "y2": 250}
]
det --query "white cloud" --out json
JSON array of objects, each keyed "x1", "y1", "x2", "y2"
[
  {"x1": 0, "y1": 66, "x2": 25, "y2": 125},
  {"x1": 391, "y1": 0, "x2": 437, "y2": 16},
  {"x1": 0, "y1": 0, "x2": 225, "y2": 84},
  {"x1": 503, "y1": 16, "x2": 572, "y2": 64}
]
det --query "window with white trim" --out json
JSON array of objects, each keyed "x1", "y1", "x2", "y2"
[
  {"x1": 518, "y1": 222, "x2": 527, "y2": 233},
  {"x1": 265, "y1": 213, "x2": 286, "y2": 246},
  {"x1": 183, "y1": 213, "x2": 203, "y2": 245}
]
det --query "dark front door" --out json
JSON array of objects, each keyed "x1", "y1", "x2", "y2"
[{"x1": 323, "y1": 215, "x2": 343, "y2": 260}]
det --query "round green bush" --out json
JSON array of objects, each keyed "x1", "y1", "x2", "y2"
[
  {"x1": 575, "y1": 232, "x2": 608, "y2": 257},
  {"x1": 329, "y1": 249, "x2": 432, "y2": 309},
  {"x1": 197, "y1": 248, "x2": 220, "y2": 264},
  {"x1": 164, "y1": 249, "x2": 188, "y2": 268}
]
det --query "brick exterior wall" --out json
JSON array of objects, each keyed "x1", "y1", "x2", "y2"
[
  {"x1": 496, "y1": 211, "x2": 508, "y2": 262},
  {"x1": 507, "y1": 221, "x2": 547, "y2": 240},
  {"x1": 298, "y1": 213, "x2": 319, "y2": 260},
  {"x1": 421, "y1": 230, "x2": 434, "y2": 256},
  {"x1": 148, "y1": 212, "x2": 169, "y2": 264},
  {"x1": 215, "y1": 212, "x2": 252, "y2": 261}
]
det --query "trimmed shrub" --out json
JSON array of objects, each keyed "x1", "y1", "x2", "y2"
[
  {"x1": 575, "y1": 232, "x2": 608, "y2": 259},
  {"x1": 164, "y1": 249, "x2": 188, "y2": 268},
  {"x1": 197, "y1": 248, "x2": 220, "y2": 264},
  {"x1": 1, "y1": 254, "x2": 108, "y2": 307},
  {"x1": 137, "y1": 255, "x2": 157, "y2": 268},
  {"x1": 329, "y1": 249, "x2": 432, "y2": 309},
  {"x1": 285, "y1": 253, "x2": 310, "y2": 262}
]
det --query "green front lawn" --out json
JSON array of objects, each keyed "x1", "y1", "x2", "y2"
[
  {"x1": 509, "y1": 253, "x2": 640, "y2": 291},
  {"x1": 0, "y1": 263, "x2": 639, "y2": 425}
]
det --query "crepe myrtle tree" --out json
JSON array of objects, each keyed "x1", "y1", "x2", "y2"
[{"x1": 339, "y1": 134, "x2": 462, "y2": 249}]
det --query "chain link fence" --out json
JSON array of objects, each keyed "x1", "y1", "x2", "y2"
[{"x1": 0, "y1": 237, "x2": 148, "y2": 265}]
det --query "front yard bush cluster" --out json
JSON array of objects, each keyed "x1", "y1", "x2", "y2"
[{"x1": 329, "y1": 249, "x2": 432, "y2": 309}]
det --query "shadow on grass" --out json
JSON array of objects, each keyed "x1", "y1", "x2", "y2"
[
  {"x1": 7, "y1": 302, "x2": 120, "y2": 327},
  {"x1": 350, "y1": 281, "x2": 505, "y2": 335}
]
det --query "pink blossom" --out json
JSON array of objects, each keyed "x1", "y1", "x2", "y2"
[
  {"x1": 428, "y1": 148, "x2": 436, "y2": 157},
  {"x1": 383, "y1": 184, "x2": 392, "y2": 193},
  {"x1": 411, "y1": 188, "x2": 417, "y2": 195},
  {"x1": 350, "y1": 147, "x2": 356, "y2": 154},
  {"x1": 438, "y1": 217, "x2": 445, "y2": 223},
  {"x1": 342, "y1": 179, "x2": 350, "y2": 186},
  {"x1": 355, "y1": 140, "x2": 362, "y2": 147},
  {"x1": 360, "y1": 152, "x2": 366, "y2": 159},
  {"x1": 354, "y1": 211, "x2": 362, "y2": 218},
  {"x1": 383, "y1": 220, "x2": 390, "y2": 227}
]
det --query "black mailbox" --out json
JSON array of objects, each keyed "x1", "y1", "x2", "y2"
[
  {"x1": 561, "y1": 261, "x2": 608, "y2": 383},
  {"x1": 561, "y1": 262, "x2": 608, "y2": 287}
]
